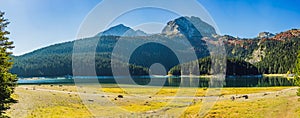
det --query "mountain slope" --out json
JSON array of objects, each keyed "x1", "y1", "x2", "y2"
[
  {"x1": 11, "y1": 36, "x2": 149, "y2": 77},
  {"x1": 169, "y1": 29, "x2": 300, "y2": 75},
  {"x1": 224, "y1": 29, "x2": 300, "y2": 74}
]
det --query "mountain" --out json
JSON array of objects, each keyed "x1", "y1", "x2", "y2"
[
  {"x1": 162, "y1": 16, "x2": 217, "y2": 38},
  {"x1": 162, "y1": 16, "x2": 215, "y2": 59},
  {"x1": 169, "y1": 29, "x2": 300, "y2": 75},
  {"x1": 226, "y1": 29, "x2": 300, "y2": 74},
  {"x1": 10, "y1": 16, "x2": 215, "y2": 77},
  {"x1": 10, "y1": 16, "x2": 300, "y2": 77},
  {"x1": 96, "y1": 24, "x2": 148, "y2": 37}
]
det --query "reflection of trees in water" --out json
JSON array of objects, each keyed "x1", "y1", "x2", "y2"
[
  {"x1": 225, "y1": 77, "x2": 259, "y2": 87},
  {"x1": 166, "y1": 77, "x2": 210, "y2": 87},
  {"x1": 224, "y1": 77, "x2": 294, "y2": 87},
  {"x1": 257, "y1": 77, "x2": 294, "y2": 87},
  {"x1": 166, "y1": 76, "x2": 294, "y2": 87},
  {"x1": 225, "y1": 77, "x2": 294, "y2": 87}
]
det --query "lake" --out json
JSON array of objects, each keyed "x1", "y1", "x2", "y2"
[{"x1": 17, "y1": 76, "x2": 295, "y2": 87}]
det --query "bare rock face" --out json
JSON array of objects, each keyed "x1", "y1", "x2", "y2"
[
  {"x1": 246, "y1": 46, "x2": 266, "y2": 64},
  {"x1": 161, "y1": 16, "x2": 217, "y2": 39},
  {"x1": 258, "y1": 32, "x2": 275, "y2": 38}
]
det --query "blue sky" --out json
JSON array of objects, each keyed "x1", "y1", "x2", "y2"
[{"x1": 0, "y1": 0, "x2": 299, "y2": 55}]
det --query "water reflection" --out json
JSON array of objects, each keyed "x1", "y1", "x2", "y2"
[
  {"x1": 165, "y1": 76, "x2": 294, "y2": 87},
  {"x1": 18, "y1": 76, "x2": 295, "y2": 87}
]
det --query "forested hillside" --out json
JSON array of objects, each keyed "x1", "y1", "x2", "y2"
[
  {"x1": 11, "y1": 36, "x2": 149, "y2": 77},
  {"x1": 224, "y1": 29, "x2": 300, "y2": 74},
  {"x1": 168, "y1": 57, "x2": 260, "y2": 76}
]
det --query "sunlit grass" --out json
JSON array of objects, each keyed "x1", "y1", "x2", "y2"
[
  {"x1": 100, "y1": 86, "x2": 290, "y2": 97},
  {"x1": 27, "y1": 105, "x2": 91, "y2": 118},
  {"x1": 7, "y1": 85, "x2": 299, "y2": 118},
  {"x1": 121, "y1": 101, "x2": 168, "y2": 112}
]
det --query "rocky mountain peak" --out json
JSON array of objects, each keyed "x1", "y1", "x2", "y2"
[
  {"x1": 97, "y1": 24, "x2": 148, "y2": 37},
  {"x1": 258, "y1": 32, "x2": 275, "y2": 38},
  {"x1": 161, "y1": 16, "x2": 217, "y2": 39}
]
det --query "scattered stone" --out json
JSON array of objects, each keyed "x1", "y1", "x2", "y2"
[
  {"x1": 242, "y1": 95, "x2": 248, "y2": 99},
  {"x1": 118, "y1": 95, "x2": 123, "y2": 98},
  {"x1": 231, "y1": 96, "x2": 235, "y2": 101},
  {"x1": 88, "y1": 99, "x2": 94, "y2": 102}
]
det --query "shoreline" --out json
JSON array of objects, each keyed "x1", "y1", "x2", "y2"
[
  {"x1": 19, "y1": 74, "x2": 295, "y2": 79},
  {"x1": 263, "y1": 74, "x2": 294, "y2": 79}
]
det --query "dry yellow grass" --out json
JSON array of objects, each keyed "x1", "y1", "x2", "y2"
[
  {"x1": 6, "y1": 85, "x2": 300, "y2": 118},
  {"x1": 7, "y1": 86, "x2": 92, "y2": 118}
]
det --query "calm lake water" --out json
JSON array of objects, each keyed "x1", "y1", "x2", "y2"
[{"x1": 17, "y1": 76, "x2": 295, "y2": 87}]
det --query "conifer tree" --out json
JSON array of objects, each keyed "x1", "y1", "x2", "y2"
[{"x1": 0, "y1": 11, "x2": 17, "y2": 117}]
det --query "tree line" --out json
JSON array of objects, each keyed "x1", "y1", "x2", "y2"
[{"x1": 168, "y1": 57, "x2": 260, "y2": 76}]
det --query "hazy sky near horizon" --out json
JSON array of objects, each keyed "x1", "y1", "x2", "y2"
[{"x1": 0, "y1": 0, "x2": 299, "y2": 55}]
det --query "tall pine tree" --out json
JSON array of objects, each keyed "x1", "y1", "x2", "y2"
[
  {"x1": 296, "y1": 50, "x2": 300, "y2": 75},
  {"x1": 0, "y1": 11, "x2": 17, "y2": 117},
  {"x1": 294, "y1": 50, "x2": 300, "y2": 96}
]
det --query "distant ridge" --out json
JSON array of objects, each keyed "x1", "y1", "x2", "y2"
[{"x1": 96, "y1": 24, "x2": 149, "y2": 37}]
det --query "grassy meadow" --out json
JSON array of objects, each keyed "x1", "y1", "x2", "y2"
[{"x1": 6, "y1": 85, "x2": 300, "y2": 118}]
